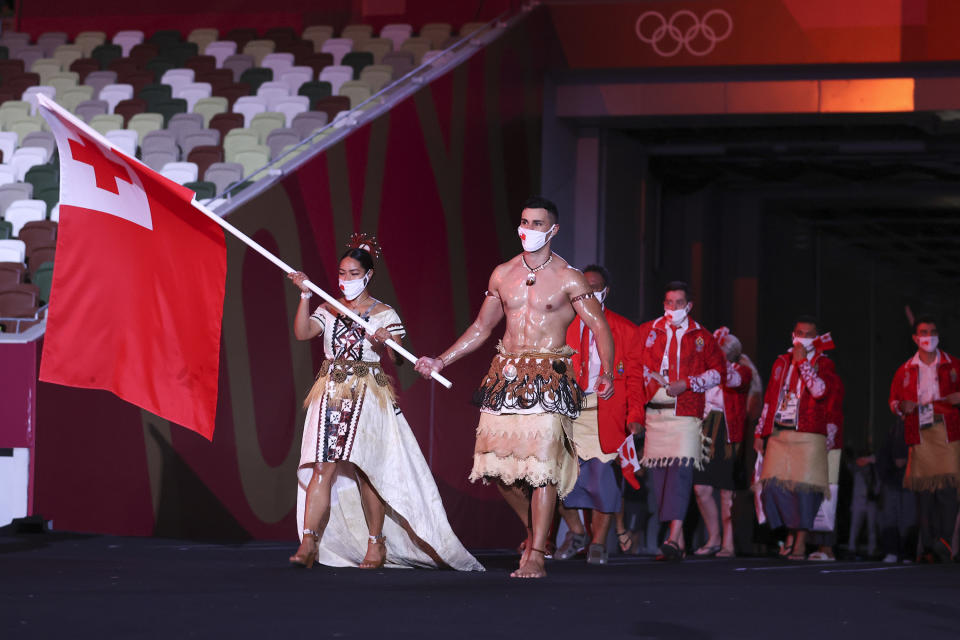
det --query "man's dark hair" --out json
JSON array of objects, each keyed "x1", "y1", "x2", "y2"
[
  {"x1": 794, "y1": 314, "x2": 818, "y2": 331},
  {"x1": 522, "y1": 195, "x2": 559, "y2": 222},
  {"x1": 582, "y1": 264, "x2": 610, "y2": 288},
  {"x1": 913, "y1": 314, "x2": 937, "y2": 334},
  {"x1": 663, "y1": 280, "x2": 691, "y2": 301}
]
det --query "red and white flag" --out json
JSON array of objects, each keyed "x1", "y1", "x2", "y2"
[{"x1": 36, "y1": 94, "x2": 226, "y2": 440}]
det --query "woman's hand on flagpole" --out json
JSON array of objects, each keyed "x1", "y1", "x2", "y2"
[{"x1": 288, "y1": 271, "x2": 311, "y2": 293}]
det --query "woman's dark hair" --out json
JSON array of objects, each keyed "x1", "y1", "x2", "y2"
[{"x1": 340, "y1": 247, "x2": 374, "y2": 272}]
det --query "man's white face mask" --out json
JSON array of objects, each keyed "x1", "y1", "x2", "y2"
[
  {"x1": 793, "y1": 336, "x2": 814, "y2": 351},
  {"x1": 594, "y1": 287, "x2": 607, "y2": 305},
  {"x1": 518, "y1": 224, "x2": 556, "y2": 252},
  {"x1": 917, "y1": 336, "x2": 939, "y2": 353},
  {"x1": 339, "y1": 272, "x2": 371, "y2": 300},
  {"x1": 664, "y1": 305, "x2": 689, "y2": 325}
]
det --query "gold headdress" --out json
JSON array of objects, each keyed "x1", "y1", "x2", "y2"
[{"x1": 346, "y1": 232, "x2": 382, "y2": 260}]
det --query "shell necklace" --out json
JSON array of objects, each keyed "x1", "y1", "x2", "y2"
[{"x1": 521, "y1": 253, "x2": 553, "y2": 286}]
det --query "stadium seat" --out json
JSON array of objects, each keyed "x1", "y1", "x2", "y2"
[
  {"x1": 243, "y1": 40, "x2": 276, "y2": 66},
  {"x1": 420, "y1": 23, "x2": 453, "y2": 49},
  {"x1": 127, "y1": 112, "x2": 164, "y2": 142},
  {"x1": 318, "y1": 65, "x2": 352, "y2": 94},
  {"x1": 291, "y1": 110, "x2": 328, "y2": 139},
  {"x1": 39, "y1": 33, "x2": 69, "y2": 57},
  {"x1": 180, "y1": 129, "x2": 219, "y2": 158},
  {"x1": 74, "y1": 99, "x2": 108, "y2": 122},
  {"x1": 141, "y1": 129, "x2": 178, "y2": 156},
  {"x1": 338, "y1": 80, "x2": 372, "y2": 108},
  {"x1": 15, "y1": 46, "x2": 46, "y2": 72},
  {"x1": 145, "y1": 57, "x2": 176, "y2": 82},
  {"x1": 10, "y1": 148, "x2": 46, "y2": 180},
  {"x1": 153, "y1": 98, "x2": 188, "y2": 125},
  {"x1": 399, "y1": 37, "x2": 431, "y2": 64},
  {"x1": 31, "y1": 261, "x2": 53, "y2": 304},
  {"x1": 8, "y1": 117, "x2": 44, "y2": 144},
  {"x1": 47, "y1": 70, "x2": 79, "y2": 94},
  {"x1": 321, "y1": 38, "x2": 352, "y2": 66},
  {"x1": 300, "y1": 52, "x2": 334, "y2": 79},
  {"x1": 0, "y1": 166, "x2": 16, "y2": 186},
  {"x1": 212, "y1": 82, "x2": 250, "y2": 109},
  {"x1": 34, "y1": 186, "x2": 59, "y2": 214},
  {"x1": 341, "y1": 51, "x2": 373, "y2": 79},
  {"x1": 380, "y1": 24, "x2": 413, "y2": 50},
  {"x1": 114, "y1": 97, "x2": 147, "y2": 125},
  {"x1": 341, "y1": 25, "x2": 373, "y2": 46},
  {"x1": 257, "y1": 80, "x2": 290, "y2": 101},
  {"x1": 167, "y1": 113, "x2": 203, "y2": 145},
  {"x1": 359, "y1": 38, "x2": 392, "y2": 65},
  {"x1": 0, "y1": 33, "x2": 32, "y2": 53},
  {"x1": 0, "y1": 184, "x2": 34, "y2": 214},
  {"x1": 188, "y1": 145, "x2": 223, "y2": 180},
  {"x1": 22, "y1": 85, "x2": 55, "y2": 115},
  {"x1": 17, "y1": 220, "x2": 57, "y2": 246},
  {"x1": 359, "y1": 65, "x2": 393, "y2": 93},
  {"x1": 249, "y1": 111, "x2": 285, "y2": 143},
  {"x1": 160, "y1": 161, "x2": 198, "y2": 184},
  {"x1": 21, "y1": 131, "x2": 55, "y2": 159},
  {"x1": 58, "y1": 85, "x2": 95, "y2": 112},
  {"x1": 166, "y1": 42, "x2": 199, "y2": 68},
  {"x1": 74, "y1": 31, "x2": 107, "y2": 58},
  {"x1": 209, "y1": 112, "x2": 244, "y2": 139},
  {"x1": 239, "y1": 67, "x2": 272, "y2": 93},
  {"x1": 69, "y1": 58, "x2": 100, "y2": 83},
  {"x1": 232, "y1": 146, "x2": 270, "y2": 177},
  {"x1": 91, "y1": 43, "x2": 123, "y2": 71},
  {"x1": 26, "y1": 245, "x2": 55, "y2": 274},
  {"x1": 187, "y1": 29, "x2": 219, "y2": 54},
  {"x1": 105, "y1": 129, "x2": 138, "y2": 157},
  {"x1": 31, "y1": 58, "x2": 62, "y2": 83},
  {"x1": 150, "y1": 29, "x2": 182, "y2": 49},
  {"x1": 4, "y1": 200, "x2": 46, "y2": 235},
  {"x1": 0, "y1": 100, "x2": 31, "y2": 127},
  {"x1": 193, "y1": 96, "x2": 228, "y2": 126},
  {"x1": 0, "y1": 238, "x2": 26, "y2": 262},
  {"x1": 261, "y1": 52, "x2": 295, "y2": 77},
  {"x1": 381, "y1": 51, "x2": 415, "y2": 78},
  {"x1": 138, "y1": 83, "x2": 172, "y2": 110},
  {"x1": 176, "y1": 82, "x2": 213, "y2": 111},
  {"x1": 184, "y1": 55, "x2": 216, "y2": 75},
  {"x1": 0, "y1": 131, "x2": 18, "y2": 162},
  {"x1": 297, "y1": 80, "x2": 332, "y2": 108},
  {"x1": 223, "y1": 128, "x2": 259, "y2": 158},
  {"x1": 112, "y1": 31, "x2": 145, "y2": 57},
  {"x1": 278, "y1": 67, "x2": 312, "y2": 94},
  {"x1": 142, "y1": 149, "x2": 177, "y2": 172},
  {"x1": 22, "y1": 166, "x2": 54, "y2": 194},
  {"x1": 271, "y1": 96, "x2": 309, "y2": 126},
  {"x1": 313, "y1": 96, "x2": 351, "y2": 124},
  {"x1": 0, "y1": 282, "x2": 39, "y2": 317},
  {"x1": 160, "y1": 68, "x2": 195, "y2": 94},
  {"x1": 225, "y1": 28, "x2": 258, "y2": 51},
  {"x1": 204, "y1": 41, "x2": 237, "y2": 67},
  {"x1": 128, "y1": 43, "x2": 159, "y2": 68},
  {"x1": 233, "y1": 96, "x2": 267, "y2": 126},
  {"x1": 266, "y1": 127, "x2": 299, "y2": 159},
  {"x1": 184, "y1": 180, "x2": 216, "y2": 200},
  {"x1": 99, "y1": 83, "x2": 134, "y2": 112},
  {"x1": 265, "y1": 27, "x2": 297, "y2": 44},
  {"x1": 83, "y1": 70, "x2": 117, "y2": 97},
  {"x1": 302, "y1": 25, "x2": 334, "y2": 52},
  {"x1": 0, "y1": 260, "x2": 25, "y2": 286}
]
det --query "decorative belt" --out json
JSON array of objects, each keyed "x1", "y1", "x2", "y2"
[
  {"x1": 774, "y1": 422, "x2": 796, "y2": 431},
  {"x1": 920, "y1": 414, "x2": 946, "y2": 430},
  {"x1": 646, "y1": 402, "x2": 675, "y2": 411},
  {"x1": 319, "y1": 358, "x2": 390, "y2": 387}
]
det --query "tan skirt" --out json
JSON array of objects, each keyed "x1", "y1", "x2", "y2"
[
  {"x1": 641, "y1": 388, "x2": 708, "y2": 469},
  {"x1": 904, "y1": 421, "x2": 960, "y2": 492},
  {"x1": 570, "y1": 393, "x2": 617, "y2": 463},
  {"x1": 760, "y1": 427, "x2": 829, "y2": 496},
  {"x1": 470, "y1": 411, "x2": 578, "y2": 498}
]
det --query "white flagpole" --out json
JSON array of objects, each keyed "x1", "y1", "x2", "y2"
[
  {"x1": 190, "y1": 201, "x2": 453, "y2": 389},
  {"x1": 35, "y1": 93, "x2": 452, "y2": 389}
]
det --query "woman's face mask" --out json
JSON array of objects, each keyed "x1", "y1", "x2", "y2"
[{"x1": 339, "y1": 271, "x2": 371, "y2": 300}]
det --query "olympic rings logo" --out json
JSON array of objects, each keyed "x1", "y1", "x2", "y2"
[{"x1": 635, "y1": 9, "x2": 733, "y2": 57}]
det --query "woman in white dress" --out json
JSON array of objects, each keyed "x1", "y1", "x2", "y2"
[{"x1": 287, "y1": 235, "x2": 482, "y2": 571}]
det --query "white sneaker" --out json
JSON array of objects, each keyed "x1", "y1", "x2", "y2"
[
  {"x1": 882, "y1": 553, "x2": 898, "y2": 564},
  {"x1": 807, "y1": 551, "x2": 836, "y2": 562}
]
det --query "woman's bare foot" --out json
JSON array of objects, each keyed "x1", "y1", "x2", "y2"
[
  {"x1": 359, "y1": 535, "x2": 386, "y2": 569},
  {"x1": 510, "y1": 548, "x2": 547, "y2": 578},
  {"x1": 289, "y1": 535, "x2": 318, "y2": 569}
]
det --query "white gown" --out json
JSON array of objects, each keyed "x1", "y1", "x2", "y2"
[{"x1": 296, "y1": 303, "x2": 483, "y2": 571}]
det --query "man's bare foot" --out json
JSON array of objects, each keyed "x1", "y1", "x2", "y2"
[
  {"x1": 510, "y1": 548, "x2": 547, "y2": 578},
  {"x1": 359, "y1": 535, "x2": 386, "y2": 569}
]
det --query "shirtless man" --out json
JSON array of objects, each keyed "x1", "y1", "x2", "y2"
[{"x1": 415, "y1": 196, "x2": 615, "y2": 578}]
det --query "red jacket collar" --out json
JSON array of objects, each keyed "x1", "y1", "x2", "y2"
[{"x1": 652, "y1": 316, "x2": 703, "y2": 334}]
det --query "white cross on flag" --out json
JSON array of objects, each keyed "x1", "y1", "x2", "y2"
[{"x1": 36, "y1": 94, "x2": 226, "y2": 440}]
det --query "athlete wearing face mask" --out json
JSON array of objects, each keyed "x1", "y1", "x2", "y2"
[
  {"x1": 889, "y1": 316, "x2": 960, "y2": 562},
  {"x1": 339, "y1": 271, "x2": 371, "y2": 301},
  {"x1": 517, "y1": 224, "x2": 557, "y2": 253}
]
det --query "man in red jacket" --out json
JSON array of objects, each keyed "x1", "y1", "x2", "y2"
[
  {"x1": 755, "y1": 316, "x2": 837, "y2": 560},
  {"x1": 556, "y1": 265, "x2": 637, "y2": 565},
  {"x1": 692, "y1": 328, "x2": 753, "y2": 558},
  {"x1": 888, "y1": 315, "x2": 960, "y2": 562},
  {"x1": 625, "y1": 281, "x2": 725, "y2": 560}
]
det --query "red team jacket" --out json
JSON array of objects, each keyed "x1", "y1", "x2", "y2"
[
  {"x1": 756, "y1": 351, "x2": 836, "y2": 438},
  {"x1": 888, "y1": 351, "x2": 960, "y2": 445},
  {"x1": 566, "y1": 307, "x2": 638, "y2": 454},
  {"x1": 826, "y1": 376, "x2": 845, "y2": 450},
  {"x1": 720, "y1": 360, "x2": 752, "y2": 444},
  {"x1": 625, "y1": 316, "x2": 726, "y2": 424}
]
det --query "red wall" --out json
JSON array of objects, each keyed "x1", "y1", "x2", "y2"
[{"x1": 31, "y1": 8, "x2": 554, "y2": 547}]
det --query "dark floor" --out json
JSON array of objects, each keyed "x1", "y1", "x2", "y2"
[{"x1": 2, "y1": 532, "x2": 959, "y2": 639}]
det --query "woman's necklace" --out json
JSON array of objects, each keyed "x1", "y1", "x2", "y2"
[{"x1": 520, "y1": 253, "x2": 553, "y2": 286}]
